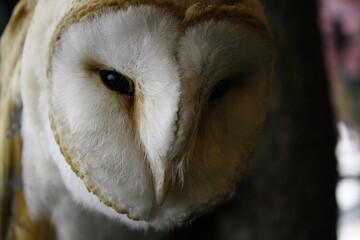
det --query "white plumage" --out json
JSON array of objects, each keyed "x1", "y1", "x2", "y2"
[{"x1": 0, "y1": 0, "x2": 273, "y2": 239}]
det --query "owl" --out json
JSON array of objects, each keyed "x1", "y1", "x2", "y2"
[{"x1": 0, "y1": 0, "x2": 273, "y2": 239}]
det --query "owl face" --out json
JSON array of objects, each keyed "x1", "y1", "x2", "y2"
[{"x1": 48, "y1": 2, "x2": 273, "y2": 229}]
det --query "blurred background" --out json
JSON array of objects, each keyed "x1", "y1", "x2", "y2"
[
  {"x1": 320, "y1": 0, "x2": 360, "y2": 239},
  {"x1": 1, "y1": 0, "x2": 360, "y2": 239}
]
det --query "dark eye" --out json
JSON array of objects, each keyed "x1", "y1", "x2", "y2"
[
  {"x1": 99, "y1": 70, "x2": 134, "y2": 96},
  {"x1": 210, "y1": 80, "x2": 231, "y2": 100}
]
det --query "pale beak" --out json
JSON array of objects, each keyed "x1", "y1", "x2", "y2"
[{"x1": 155, "y1": 163, "x2": 172, "y2": 206}]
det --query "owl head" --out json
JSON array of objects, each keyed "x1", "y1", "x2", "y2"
[{"x1": 46, "y1": 0, "x2": 273, "y2": 229}]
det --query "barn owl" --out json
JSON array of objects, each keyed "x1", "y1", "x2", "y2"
[{"x1": 0, "y1": 0, "x2": 273, "y2": 239}]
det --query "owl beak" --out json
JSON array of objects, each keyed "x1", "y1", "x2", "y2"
[{"x1": 156, "y1": 163, "x2": 172, "y2": 206}]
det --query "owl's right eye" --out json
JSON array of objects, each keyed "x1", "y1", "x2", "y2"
[
  {"x1": 99, "y1": 70, "x2": 134, "y2": 96},
  {"x1": 210, "y1": 80, "x2": 231, "y2": 100}
]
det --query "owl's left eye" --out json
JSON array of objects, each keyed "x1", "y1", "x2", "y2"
[{"x1": 99, "y1": 70, "x2": 134, "y2": 96}]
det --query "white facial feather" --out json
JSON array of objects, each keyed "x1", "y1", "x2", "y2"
[
  {"x1": 15, "y1": 0, "x2": 273, "y2": 236},
  {"x1": 50, "y1": 6, "x2": 182, "y2": 223}
]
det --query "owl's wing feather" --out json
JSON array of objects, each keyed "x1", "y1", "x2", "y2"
[{"x1": 0, "y1": 0, "x2": 54, "y2": 239}]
